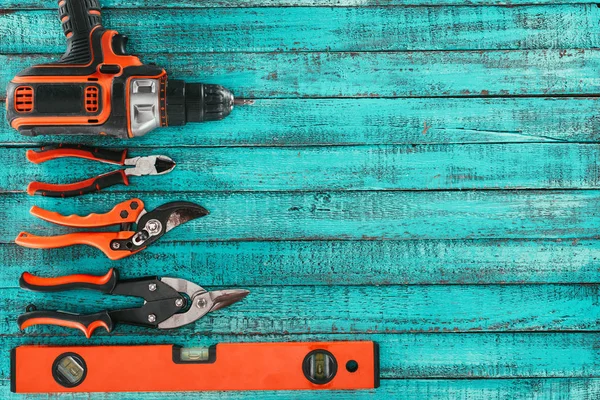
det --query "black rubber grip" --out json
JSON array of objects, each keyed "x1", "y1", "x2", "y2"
[
  {"x1": 19, "y1": 269, "x2": 118, "y2": 294},
  {"x1": 17, "y1": 310, "x2": 114, "y2": 337},
  {"x1": 78, "y1": 146, "x2": 127, "y2": 164},
  {"x1": 30, "y1": 170, "x2": 128, "y2": 198},
  {"x1": 29, "y1": 144, "x2": 127, "y2": 165},
  {"x1": 58, "y1": 0, "x2": 104, "y2": 64}
]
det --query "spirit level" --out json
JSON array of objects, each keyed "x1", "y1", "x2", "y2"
[{"x1": 11, "y1": 341, "x2": 379, "y2": 393}]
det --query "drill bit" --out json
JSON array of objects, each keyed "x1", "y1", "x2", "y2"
[{"x1": 233, "y1": 98, "x2": 255, "y2": 106}]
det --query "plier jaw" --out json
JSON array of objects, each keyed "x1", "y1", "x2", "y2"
[
  {"x1": 17, "y1": 269, "x2": 249, "y2": 338},
  {"x1": 124, "y1": 155, "x2": 176, "y2": 177},
  {"x1": 15, "y1": 199, "x2": 209, "y2": 260}
]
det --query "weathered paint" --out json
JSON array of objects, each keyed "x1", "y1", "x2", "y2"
[
  {"x1": 1, "y1": 191, "x2": 600, "y2": 242},
  {"x1": 4, "y1": 144, "x2": 600, "y2": 192},
  {"x1": 0, "y1": 7, "x2": 599, "y2": 54},
  {"x1": 2, "y1": 97, "x2": 600, "y2": 146},
  {"x1": 2, "y1": 50, "x2": 600, "y2": 100},
  {"x1": 4, "y1": 285, "x2": 600, "y2": 335},
  {"x1": 2, "y1": 1, "x2": 599, "y2": 398},
  {"x1": 3, "y1": 379, "x2": 600, "y2": 400},
  {"x1": 3, "y1": 333, "x2": 600, "y2": 378},
  {"x1": 4, "y1": 0, "x2": 596, "y2": 8},
  {"x1": 2, "y1": 239, "x2": 600, "y2": 285}
]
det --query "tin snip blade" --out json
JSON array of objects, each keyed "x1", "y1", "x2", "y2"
[
  {"x1": 17, "y1": 268, "x2": 249, "y2": 338},
  {"x1": 15, "y1": 198, "x2": 208, "y2": 260}
]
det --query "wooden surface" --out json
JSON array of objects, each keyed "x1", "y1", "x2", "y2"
[{"x1": 1, "y1": 0, "x2": 600, "y2": 398}]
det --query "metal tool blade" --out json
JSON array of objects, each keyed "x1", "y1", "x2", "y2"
[
  {"x1": 157, "y1": 282, "x2": 249, "y2": 329},
  {"x1": 208, "y1": 289, "x2": 250, "y2": 312},
  {"x1": 154, "y1": 156, "x2": 176, "y2": 175},
  {"x1": 124, "y1": 155, "x2": 176, "y2": 176},
  {"x1": 127, "y1": 202, "x2": 208, "y2": 252},
  {"x1": 162, "y1": 202, "x2": 209, "y2": 232}
]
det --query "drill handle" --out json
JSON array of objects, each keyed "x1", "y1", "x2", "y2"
[{"x1": 57, "y1": 0, "x2": 104, "y2": 64}]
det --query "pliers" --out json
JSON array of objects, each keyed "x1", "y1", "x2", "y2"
[
  {"x1": 15, "y1": 198, "x2": 208, "y2": 260},
  {"x1": 26, "y1": 144, "x2": 175, "y2": 197},
  {"x1": 18, "y1": 268, "x2": 249, "y2": 338}
]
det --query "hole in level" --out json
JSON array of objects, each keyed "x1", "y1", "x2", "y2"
[
  {"x1": 88, "y1": 119, "x2": 98, "y2": 123},
  {"x1": 346, "y1": 360, "x2": 359, "y2": 373}
]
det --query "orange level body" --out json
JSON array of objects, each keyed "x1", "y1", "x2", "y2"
[{"x1": 12, "y1": 341, "x2": 379, "y2": 393}]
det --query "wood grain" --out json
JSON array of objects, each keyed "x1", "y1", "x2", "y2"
[
  {"x1": 2, "y1": 0, "x2": 599, "y2": 397},
  {"x1": 4, "y1": 0, "x2": 595, "y2": 8},
  {"x1": 1, "y1": 7, "x2": 598, "y2": 54},
  {"x1": 2, "y1": 191, "x2": 599, "y2": 243},
  {"x1": 1, "y1": 239, "x2": 600, "y2": 286},
  {"x1": 4, "y1": 282, "x2": 600, "y2": 333},
  {"x1": 4, "y1": 144, "x2": 600, "y2": 192},
  {"x1": 3, "y1": 379, "x2": 600, "y2": 400},
  {"x1": 3, "y1": 96, "x2": 600, "y2": 146},
  {"x1": 2, "y1": 333, "x2": 600, "y2": 378},
  {"x1": 2, "y1": 50, "x2": 600, "y2": 100}
]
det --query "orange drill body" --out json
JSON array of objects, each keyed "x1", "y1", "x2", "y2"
[{"x1": 6, "y1": 0, "x2": 235, "y2": 139}]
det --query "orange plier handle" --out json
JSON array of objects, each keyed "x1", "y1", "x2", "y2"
[{"x1": 26, "y1": 145, "x2": 129, "y2": 198}]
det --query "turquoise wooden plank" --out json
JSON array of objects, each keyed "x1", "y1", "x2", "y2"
[
  {"x1": 2, "y1": 50, "x2": 599, "y2": 100},
  {"x1": 4, "y1": 144, "x2": 600, "y2": 192},
  {"x1": 2, "y1": 97, "x2": 600, "y2": 146},
  {"x1": 5, "y1": 379, "x2": 600, "y2": 400},
  {"x1": 2, "y1": 238, "x2": 599, "y2": 286},
  {"x1": 3, "y1": 284, "x2": 600, "y2": 335},
  {"x1": 5, "y1": 0, "x2": 594, "y2": 8},
  {"x1": 2, "y1": 1, "x2": 598, "y2": 397},
  {"x1": 1, "y1": 191, "x2": 599, "y2": 242},
  {"x1": 1, "y1": 7, "x2": 598, "y2": 54},
  {"x1": 3, "y1": 333, "x2": 600, "y2": 378},
  {"x1": 2, "y1": 379, "x2": 600, "y2": 400}
]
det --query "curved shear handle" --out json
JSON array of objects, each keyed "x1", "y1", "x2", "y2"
[
  {"x1": 28, "y1": 199, "x2": 144, "y2": 228},
  {"x1": 20, "y1": 269, "x2": 118, "y2": 293},
  {"x1": 15, "y1": 231, "x2": 140, "y2": 260}
]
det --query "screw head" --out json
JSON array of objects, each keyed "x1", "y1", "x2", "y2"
[
  {"x1": 175, "y1": 298, "x2": 184, "y2": 307},
  {"x1": 120, "y1": 210, "x2": 129, "y2": 219},
  {"x1": 146, "y1": 219, "x2": 162, "y2": 234},
  {"x1": 111, "y1": 242, "x2": 121, "y2": 250},
  {"x1": 196, "y1": 298, "x2": 207, "y2": 309},
  {"x1": 147, "y1": 314, "x2": 156, "y2": 323},
  {"x1": 148, "y1": 283, "x2": 157, "y2": 291},
  {"x1": 130, "y1": 201, "x2": 139, "y2": 210}
]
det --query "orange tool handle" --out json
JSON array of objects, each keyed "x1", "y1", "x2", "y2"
[
  {"x1": 15, "y1": 231, "x2": 140, "y2": 260},
  {"x1": 20, "y1": 268, "x2": 118, "y2": 293},
  {"x1": 28, "y1": 199, "x2": 144, "y2": 228},
  {"x1": 27, "y1": 170, "x2": 129, "y2": 198},
  {"x1": 18, "y1": 311, "x2": 113, "y2": 339},
  {"x1": 26, "y1": 145, "x2": 127, "y2": 165}
]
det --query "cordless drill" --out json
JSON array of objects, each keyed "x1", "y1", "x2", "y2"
[{"x1": 6, "y1": 0, "x2": 238, "y2": 139}]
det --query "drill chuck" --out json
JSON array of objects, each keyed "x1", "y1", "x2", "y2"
[{"x1": 166, "y1": 80, "x2": 234, "y2": 126}]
